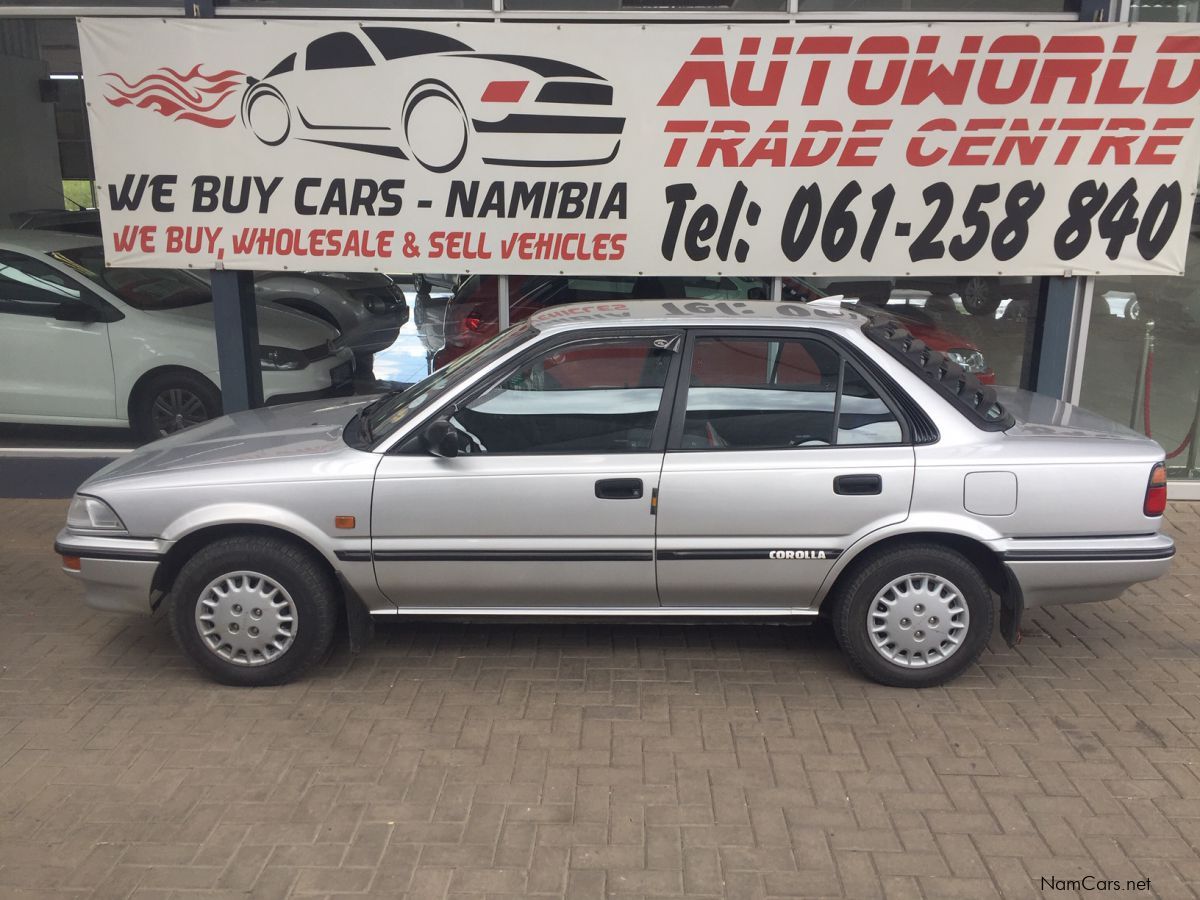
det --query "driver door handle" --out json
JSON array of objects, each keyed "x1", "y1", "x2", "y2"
[{"x1": 595, "y1": 478, "x2": 643, "y2": 500}]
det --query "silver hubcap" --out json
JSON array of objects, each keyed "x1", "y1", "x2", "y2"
[
  {"x1": 152, "y1": 388, "x2": 209, "y2": 436},
  {"x1": 195, "y1": 571, "x2": 296, "y2": 667},
  {"x1": 867, "y1": 573, "x2": 970, "y2": 669}
]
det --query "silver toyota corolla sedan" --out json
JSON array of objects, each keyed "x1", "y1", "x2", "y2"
[{"x1": 56, "y1": 300, "x2": 1174, "y2": 689}]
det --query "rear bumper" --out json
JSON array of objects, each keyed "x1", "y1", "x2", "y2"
[
  {"x1": 55, "y1": 529, "x2": 165, "y2": 615},
  {"x1": 998, "y1": 533, "x2": 1175, "y2": 609}
]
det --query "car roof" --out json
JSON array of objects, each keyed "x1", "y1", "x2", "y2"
[
  {"x1": 0, "y1": 228, "x2": 101, "y2": 254},
  {"x1": 529, "y1": 299, "x2": 869, "y2": 333}
]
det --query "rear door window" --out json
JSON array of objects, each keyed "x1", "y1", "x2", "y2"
[{"x1": 675, "y1": 334, "x2": 903, "y2": 449}]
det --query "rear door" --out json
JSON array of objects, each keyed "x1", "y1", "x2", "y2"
[
  {"x1": 371, "y1": 330, "x2": 682, "y2": 608},
  {"x1": 655, "y1": 330, "x2": 915, "y2": 608}
]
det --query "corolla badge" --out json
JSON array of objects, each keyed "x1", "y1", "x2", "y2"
[{"x1": 101, "y1": 26, "x2": 625, "y2": 173}]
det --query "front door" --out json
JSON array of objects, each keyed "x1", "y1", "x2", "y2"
[
  {"x1": 371, "y1": 331, "x2": 681, "y2": 608},
  {"x1": 656, "y1": 331, "x2": 915, "y2": 608},
  {"x1": 0, "y1": 250, "x2": 116, "y2": 422}
]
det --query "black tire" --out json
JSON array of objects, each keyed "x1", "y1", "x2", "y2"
[
  {"x1": 831, "y1": 543, "x2": 994, "y2": 688},
  {"x1": 167, "y1": 535, "x2": 339, "y2": 687},
  {"x1": 403, "y1": 80, "x2": 469, "y2": 173},
  {"x1": 957, "y1": 278, "x2": 1001, "y2": 317},
  {"x1": 130, "y1": 369, "x2": 222, "y2": 443},
  {"x1": 244, "y1": 84, "x2": 291, "y2": 147}
]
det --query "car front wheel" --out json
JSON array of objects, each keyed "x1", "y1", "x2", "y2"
[
  {"x1": 167, "y1": 535, "x2": 339, "y2": 686},
  {"x1": 130, "y1": 369, "x2": 222, "y2": 442},
  {"x1": 831, "y1": 543, "x2": 994, "y2": 688},
  {"x1": 403, "y1": 81, "x2": 469, "y2": 173}
]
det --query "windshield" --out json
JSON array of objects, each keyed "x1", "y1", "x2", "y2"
[
  {"x1": 51, "y1": 245, "x2": 212, "y2": 310},
  {"x1": 365, "y1": 320, "x2": 536, "y2": 440}
]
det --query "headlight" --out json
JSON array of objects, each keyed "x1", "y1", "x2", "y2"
[
  {"x1": 67, "y1": 495, "x2": 127, "y2": 534},
  {"x1": 349, "y1": 287, "x2": 398, "y2": 315},
  {"x1": 259, "y1": 345, "x2": 308, "y2": 370},
  {"x1": 945, "y1": 348, "x2": 988, "y2": 374}
]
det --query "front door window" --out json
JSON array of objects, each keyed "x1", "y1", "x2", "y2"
[{"x1": 450, "y1": 336, "x2": 675, "y2": 454}]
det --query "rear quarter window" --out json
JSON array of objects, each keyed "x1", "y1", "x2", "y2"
[{"x1": 863, "y1": 319, "x2": 1013, "y2": 431}]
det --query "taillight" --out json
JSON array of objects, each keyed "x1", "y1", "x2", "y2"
[
  {"x1": 1144, "y1": 462, "x2": 1167, "y2": 517},
  {"x1": 463, "y1": 312, "x2": 484, "y2": 333},
  {"x1": 481, "y1": 80, "x2": 527, "y2": 103}
]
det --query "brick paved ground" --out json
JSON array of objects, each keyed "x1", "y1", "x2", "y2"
[{"x1": 1, "y1": 499, "x2": 1198, "y2": 900}]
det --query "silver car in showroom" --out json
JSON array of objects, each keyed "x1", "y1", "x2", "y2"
[{"x1": 56, "y1": 300, "x2": 1174, "y2": 688}]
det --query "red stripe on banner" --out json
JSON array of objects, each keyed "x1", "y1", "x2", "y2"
[
  {"x1": 796, "y1": 36, "x2": 852, "y2": 54},
  {"x1": 1160, "y1": 35, "x2": 1200, "y2": 52}
]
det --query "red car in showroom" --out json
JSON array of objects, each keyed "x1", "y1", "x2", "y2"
[{"x1": 431, "y1": 274, "x2": 996, "y2": 385}]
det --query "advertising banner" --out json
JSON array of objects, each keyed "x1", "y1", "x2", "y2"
[{"x1": 80, "y1": 19, "x2": 1200, "y2": 277}]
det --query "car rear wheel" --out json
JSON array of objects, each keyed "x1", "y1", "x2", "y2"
[
  {"x1": 403, "y1": 81, "x2": 469, "y2": 173},
  {"x1": 167, "y1": 535, "x2": 338, "y2": 686},
  {"x1": 130, "y1": 369, "x2": 222, "y2": 442},
  {"x1": 831, "y1": 543, "x2": 993, "y2": 688}
]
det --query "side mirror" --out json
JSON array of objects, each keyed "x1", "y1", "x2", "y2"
[
  {"x1": 55, "y1": 299, "x2": 100, "y2": 323},
  {"x1": 423, "y1": 418, "x2": 460, "y2": 458}
]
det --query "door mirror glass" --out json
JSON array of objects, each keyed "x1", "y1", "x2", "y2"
[
  {"x1": 423, "y1": 417, "x2": 460, "y2": 458},
  {"x1": 54, "y1": 299, "x2": 100, "y2": 323}
]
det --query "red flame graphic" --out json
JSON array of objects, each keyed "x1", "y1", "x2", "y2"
[{"x1": 101, "y1": 64, "x2": 244, "y2": 128}]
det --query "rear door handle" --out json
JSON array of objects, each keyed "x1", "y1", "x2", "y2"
[
  {"x1": 595, "y1": 478, "x2": 643, "y2": 500},
  {"x1": 834, "y1": 474, "x2": 882, "y2": 495}
]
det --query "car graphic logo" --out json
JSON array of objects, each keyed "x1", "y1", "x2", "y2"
[
  {"x1": 104, "y1": 26, "x2": 626, "y2": 173},
  {"x1": 100, "y1": 64, "x2": 245, "y2": 128}
]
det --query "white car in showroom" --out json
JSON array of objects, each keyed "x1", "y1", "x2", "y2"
[{"x1": 0, "y1": 231, "x2": 355, "y2": 440}]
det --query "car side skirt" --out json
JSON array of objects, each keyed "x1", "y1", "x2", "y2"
[{"x1": 369, "y1": 607, "x2": 820, "y2": 617}]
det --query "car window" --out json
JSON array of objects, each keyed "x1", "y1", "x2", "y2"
[
  {"x1": 678, "y1": 336, "x2": 902, "y2": 450},
  {"x1": 370, "y1": 321, "x2": 536, "y2": 441},
  {"x1": 266, "y1": 53, "x2": 296, "y2": 78},
  {"x1": 450, "y1": 336, "x2": 674, "y2": 454},
  {"x1": 306, "y1": 32, "x2": 374, "y2": 71},
  {"x1": 364, "y1": 26, "x2": 472, "y2": 59},
  {"x1": 0, "y1": 250, "x2": 87, "y2": 317},
  {"x1": 51, "y1": 246, "x2": 211, "y2": 310}
]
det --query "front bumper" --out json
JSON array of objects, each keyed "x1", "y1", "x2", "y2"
[
  {"x1": 55, "y1": 529, "x2": 165, "y2": 615},
  {"x1": 997, "y1": 533, "x2": 1175, "y2": 610}
]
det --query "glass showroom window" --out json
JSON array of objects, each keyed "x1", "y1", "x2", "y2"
[
  {"x1": 503, "y1": 0, "x2": 1064, "y2": 9},
  {"x1": 1077, "y1": 0, "x2": 1200, "y2": 479},
  {"x1": 430, "y1": 273, "x2": 775, "y2": 372},
  {"x1": 786, "y1": 274, "x2": 1044, "y2": 388},
  {"x1": 1078, "y1": 210, "x2": 1200, "y2": 479}
]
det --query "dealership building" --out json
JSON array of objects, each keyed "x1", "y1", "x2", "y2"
[{"x1": 0, "y1": 0, "x2": 1199, "y2": 497}]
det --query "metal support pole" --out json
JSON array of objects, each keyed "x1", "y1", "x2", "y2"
[
  {"x1": 190, "y1": 0, "x2": 261, "y2": 413},
  {"x1": 1128, "y1": 319, "x2": 1154, "y2": 430},
  {"x1": 1031, "y1": 276, "x2": 1082, "y2": 399},
  {"x1": 210, "y1": 270, "x2": 263, "y2": 412},
  {"x1": 497, "y1": 275, "x2": 510, "y2": 331}
]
